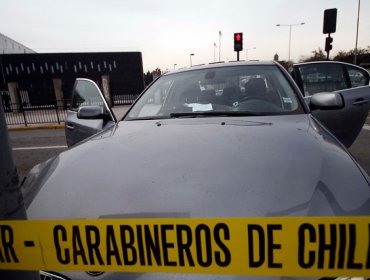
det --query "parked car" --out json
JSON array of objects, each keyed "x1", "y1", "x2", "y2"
[
  {"x1": 291, "y1": 61, "x2": 370, "y2": 147},
  {"x1": 18, "y1": 61, "x2": 370, "y2": 279}
]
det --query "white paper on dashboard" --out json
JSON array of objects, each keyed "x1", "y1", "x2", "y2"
[{"x1": 186, "y1": 103, "x2": 213, "y2": 112}]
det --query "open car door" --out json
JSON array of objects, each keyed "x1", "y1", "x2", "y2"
[
  {"x1": 293, "y1": 61, "x2": 370, "y2": 147},
  {"x1": 65, "y1": 78, "x2": 117, "y2": 147}
]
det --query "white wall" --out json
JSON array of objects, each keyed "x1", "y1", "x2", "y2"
[{"x1": 0, "y1": 33, "x2": 35, "y2": 54}]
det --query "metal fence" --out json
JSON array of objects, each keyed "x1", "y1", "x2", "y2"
[
  {"x1": 3, "y1": 101, "x2": 69, "y2": 126},
  {"x1": 113, "y1": 94, "x2": 139, "y2": 105},
  {"x1": 3, "y1": 97, "x2": 137, "y2": 126},
  {"x1": 2, "y1": 86, "x2": 139, "y2": 126}
]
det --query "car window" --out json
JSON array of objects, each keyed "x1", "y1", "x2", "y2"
[
  {"x1": 346, "y1": 65, "x2": 370, "y2": 87},
  {"x1": 71, "y1": 79, "x2": 105, "y2": 111},
  {"x1": 126, "y1": 65, "x2": 304, "y2": 120},
  {"x1": 297, "y1": 63, "x2": 347, "y2": 96}
]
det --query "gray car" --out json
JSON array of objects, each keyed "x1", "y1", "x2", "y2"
[{"x1": 17, "y1": 61, "x2": 370, "y2": 279}]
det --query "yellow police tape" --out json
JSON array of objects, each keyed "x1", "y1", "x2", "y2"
[{"x1": 0, "y1": 217, "x2": 369, "y2": 276}]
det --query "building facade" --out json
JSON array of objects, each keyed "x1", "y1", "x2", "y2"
[
  {"x1": 1, "y1": 52, "x2": 144, "y2": 108},
  {"x1": 0, "y1": 32, "x2": 35, "y2": 54}
]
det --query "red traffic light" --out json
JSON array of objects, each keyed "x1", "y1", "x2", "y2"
[{"x1": 234, "y1": 33, "x2": 243, "y2": 51}]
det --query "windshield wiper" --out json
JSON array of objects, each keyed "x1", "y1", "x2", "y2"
[{"x1": 170, "y1": 111, "x2": 263, "y2": 118}]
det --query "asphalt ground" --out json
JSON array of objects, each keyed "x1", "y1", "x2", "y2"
[
  {"x1": 8, "y1": 106, "x2": 131, "y2": 180},
  {"x1": 348, "y1": 127, "x2": 370, "y2": 176}
]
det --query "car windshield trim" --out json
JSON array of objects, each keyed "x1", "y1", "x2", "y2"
[{"x1": 125, "y1": 110, "x2": 296, "y2": 121}]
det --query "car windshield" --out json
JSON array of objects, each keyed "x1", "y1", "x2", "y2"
[{"x1": 126, "y1": 65, "x2": 304, "y2": 120}]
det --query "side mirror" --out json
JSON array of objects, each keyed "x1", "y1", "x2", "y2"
[
  {"x1": 306, "y1": 92, "x2": 344, "y2": 110},
  {"x1": 77, "y1": 105, "x2": 104, "y2": 119}
]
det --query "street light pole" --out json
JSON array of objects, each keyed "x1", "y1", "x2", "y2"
[
  {"x1": 276, "y1": 22, "x2": 305, "y2": 61},
  {"x1": 218, "y1": 30, "x2": 222, "y2": 62},
  {"x1": 288, "y1": 24, "x2": 292, "y2": 61},
  {"x1": 190, "y1": 53, "x2": 194, "y2": 66},
  {"x1": 214, "y1": 43, "x2": 217, "y2": 62},
  {"x1": 354, "y1": 0, "x2": 360, "y2": 64}
]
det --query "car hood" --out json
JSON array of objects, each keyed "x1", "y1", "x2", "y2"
[{"x1": 23, "y1": 114, "x2": 370, "y2": 220}]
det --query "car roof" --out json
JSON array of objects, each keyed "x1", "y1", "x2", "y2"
[{"x1": 163, "y1": 61, "x2": 278, "y2": 76}]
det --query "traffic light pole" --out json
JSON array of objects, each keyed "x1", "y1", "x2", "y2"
[
  {"x1": 237, "y1": 51, "x2": 240, "y2": 61},
  {"x1": 326, "y1": 35, "x2": 330, "y2": 61},
  {"x1": 326, "y1": 33, "x2": 331, "y2": 60}
]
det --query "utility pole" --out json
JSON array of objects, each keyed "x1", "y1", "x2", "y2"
[{"x1": 354, "y1": 0, "x2": 360, "y2": 64}]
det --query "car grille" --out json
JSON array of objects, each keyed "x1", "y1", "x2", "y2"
[{"x1": 40, "y1": 271, "x2": 70, "y2": 280}]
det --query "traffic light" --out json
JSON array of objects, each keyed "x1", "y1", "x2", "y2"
[
  {"x1": 325, "y1": 36, "x2": 333, "y2": 52},
  {"x1": 323, "y1": 8, "x2": 337, "y2": 34},
  {"x1": 234, "y1": 33, "x2": 243, "y2": 52}
]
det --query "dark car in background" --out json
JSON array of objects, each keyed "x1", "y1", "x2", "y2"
[{"x1": 18, "y1": 61, "x2": 370, "y2": 279}]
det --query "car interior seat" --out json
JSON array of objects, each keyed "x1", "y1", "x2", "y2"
[
  {"x1": 218, "y1": 86, "x2": 240, "y2": 106},
  {"x1": 244, "y1": 77, "x2": 283, "y2": 108},
  {"x1": 178, "y1": 83, "x2": 202, "y2": 103},
  {"x1": 244, "y1": 78, "x2": 268, "y2": 96}
]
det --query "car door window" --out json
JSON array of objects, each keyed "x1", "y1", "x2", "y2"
[
  {"x1": 346, "y1": 65, "x2": 370, "y2": 87},
  {"x1": 297, "y1": 64, "x2": 348, "y2": 96},
  {"x1": 71, "y1": 79, "x2": 105, "y2": 111},
  {"x1": 66, "y1": 78, "x2": 117, "y2": 147}
]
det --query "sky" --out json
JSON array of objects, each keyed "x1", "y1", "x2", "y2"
[{"x1": 1, "y1": 0, "x2": 369, "y2": 72}]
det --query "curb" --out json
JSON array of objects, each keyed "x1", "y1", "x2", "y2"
[{"x1": 8, "y1": 124, "x2": 65, "y2": 131}]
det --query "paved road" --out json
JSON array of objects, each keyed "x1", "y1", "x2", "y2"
[
  {"x1": 349, "y1": 129, "x2": 370, "y2": 175},
  {"x1": 10, "y1": 128, "x2": 67, "y2": 180},
  {"x1": 350, "y1": 116, "x2": 370, "y2": 174},
  {"x1": 8, "y1": 105, "x2": 131, "y2": 180}
]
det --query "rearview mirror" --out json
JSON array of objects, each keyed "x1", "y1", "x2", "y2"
[
  {"x1": 306, "y1": 92, "x2": 344, "y2": 110},
  {"x1": 77, "y1": 105, "x2": 104, "y2": 119}
]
